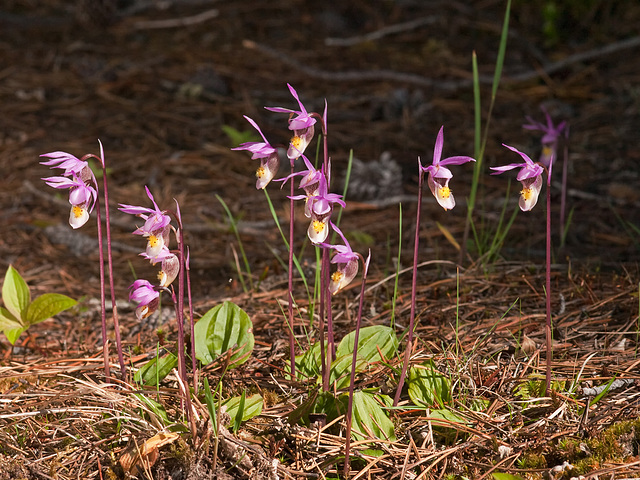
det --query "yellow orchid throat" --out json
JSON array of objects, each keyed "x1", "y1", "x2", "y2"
[
  {"x1": 147, "y1": 235, "x2": 161, "y2": 249},
  {"x1": 520, "y1": 187, "x2": 533, "y2": 201},
  {"x1": 71, "y1": 205, "x2": 85, "y2": 219},
  {"x1": 290, "y1": 135, "x2": 303, "y2": 150},
  {"x1": 312, "y1": 220, "x2": 325, "y2": 234},
  {"x1": 438, "y1": 186, "x2": 451, "y2": 199}
]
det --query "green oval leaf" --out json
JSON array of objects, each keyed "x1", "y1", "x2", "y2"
[
  {"x1": 194, "y1": 301, "x2": 254, "y2": 368},
  {"x1": 223, "y1": 393, "x2": 263, "y2": 425},
  {"x1": 350, "y1": 391, "x2": 396, "y2": 442},
  {"x1": 26, "y1": 293, "x2": 77, "y2": 326},
  {"x1": 2, "y1": 265, "x2": 31, "y2": 322},
  {"x1": 336, "y1": 325, "x2": 398, "y2": 364},
  {"x1": 407, "y1": 360, "x2": 452, "y2": 408},
  {"x1": 134, "y1": 352, "x2": 178, "y2": 386},
  {"x1": 0, "y1": 307, "x2": 25, "y2": 345},
  {"x1": 329, "y1": 354, "x2": 367, "y2": 390}
]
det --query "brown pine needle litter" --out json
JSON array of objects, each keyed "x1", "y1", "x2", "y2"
[{"x1": 1, "y1": 264, "x2": 639, "y2": 479}]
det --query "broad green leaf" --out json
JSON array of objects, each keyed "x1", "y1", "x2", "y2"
[
  {"x1": 288, "y1": 388, "x2": 319, "y2": 425},
  {"x1": 194, "y1": 301, "x2": 254, "y2": 368},
  {"x1": 4, "y1": 327, "x2": 26, "y2": 345},
  {"x1": 429, "y1": 408, "x2": 468, "y2": 426},
  {"x1": 26, "y1": 293, "x2": 77, "y2": 326},
  {"x1": 335, "y1": 325, "x2": 398, "y2": 364},
  {"x1": 223, "y1": 393, "x2": 263, "y2": 425},
  {"x1": 350, "y1": 391, "x2": 396, "y2": 442},
  {"x1": 492, "y1": 473, "x2": 525, "y2": 480},
  {"x1": 312, "y1": 391, "x2": 346, "y2": 419},
  {"x1": 407, "y1": 360, "x2": 452, "y2": 408},
  {"x1": 292, "y1": 341, "x2": 325, "y2": 380},
  {"x1": 134, "y1": 352, "x2": 178, "y2": 386},
  {"x1": 2, "y1": 328, "x2": 24, "y2": 349},
  {"x1": 428, "y1": 408, "x2": 470, "y2": 442},
  {"x1": 0, "y1": 307, "x2": 21, "y2": 330},
  {"x1": 0, "y1": 307, "x2": 25, "y2": 345},
  {"x1": 133, "y1": 393, "x2": 170, "y2": 425},
  {"x1": 329, "y1": 354, "x2": 367, "y2": 390},
  {"x1": 361, "y1": 449, "x2": 384, "y2": 457},
  {"x1": 2, "y1": 265, "x2": 31, "y2": 321}
]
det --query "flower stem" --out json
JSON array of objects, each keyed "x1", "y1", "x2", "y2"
[
  {"x1": 100, "y1": 159, "x2": 126, "y2": 378},
  {"x1": 545, "y1": 164, "x2": 553, "y2": 394},
  {"x1": 93, "y1": 192, "x2": 110, "y2": 381},
  {"x1": 185, "y1": 248, "x2": 198, "y2": 394},
  {"x1": 287, "y1": 161, "x2": 296, "y2": 379},
  {"x1": 344, "y1": 251, "x2": 370, "y2": 478},
  {"x1": 394, "y1": 162, "x2": 424, "y2": 406},
  {"x1": 559, "y1": 129, "x2": 570, "y2": 246},
  {"x1": 173, "y1": 210, "x2": 194, "y2": 429},
  {"x1": 321, "y1": 249, "x2": 332, "y2": 392}
]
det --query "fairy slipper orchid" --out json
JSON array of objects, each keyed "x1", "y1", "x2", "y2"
[
  {"x1": 420, "y1": 126, "x2": 475, "y2": 211},
  {"x1": 491, "y1": 144, "x2": 544, "y2": 212}
]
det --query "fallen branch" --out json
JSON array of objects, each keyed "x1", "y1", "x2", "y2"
[
  {"x1": 581, "y1": 378, "x2": 636, "y2": 397},
  {"x1": 244, "y1": 35, "x2": 640, "y2": 90},
  {"x1": 134, "y1": 8, "x2": 218, "y2": 30},
  {"x1": 324, "y1": 16, "x2": 438, "y2": 47}
]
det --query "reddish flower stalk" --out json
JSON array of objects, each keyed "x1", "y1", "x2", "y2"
[
  {"x1": 394, "y1": 128, "x2": 474, "y2": 405},
  {"x1": 40, "y1": 144, "x2": 126, "y2": 379},
  {"x1": 92, "y1": 191, "x2": 111, "y2": 380},
  {"x1": 343, "y1": 251, "x2": 371, "y2": 478},
  {"x1": 492, "y1": 145, "x2": 554, "y2": 393},
  {"x1": 287, "y1": 159, "x2": 297, "y2": 378},
  {"x1": 185, "y1": 248, "x2": 198, "y2": 394},
  {"x1": 393, "y1": 159, "x2": 424, "y2": 406},
  {"x1": 94, "y1": 145, "x2": 126, "y2": 378},
  {"x1": 545, "y1": 160, "x2": 553, "y2": 394}
]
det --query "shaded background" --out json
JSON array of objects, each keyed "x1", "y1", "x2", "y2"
[{"x1": 2, "y1": 0, "x2": 640, "y2": 304}]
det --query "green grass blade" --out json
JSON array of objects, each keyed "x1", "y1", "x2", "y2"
[
  {"x1": 215, "y1": 194, "x2": 252, "y2": 292},
  {"x1": 492, "y1": 0, "x2": 512, "y2": 102}
]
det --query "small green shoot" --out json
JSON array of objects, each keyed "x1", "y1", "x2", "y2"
[
  {"x1": 222, "y1": 125, "x2": 259, "y2": 147},
  {"x1": 0, "y1": 265, "x2": 77, "y2": 345},
  {"x1": 203, "y1": 377, "x2": 217, "y2": 430},
  {"x1": 561, "y1": 206, "x2": 575, "y2": 247},
  {"x1": 331, "y1": 149, "x2": 354, "y2": 236},
  {"x1": 579, "y1": 376, "x2": 617, "y2": 416}
]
